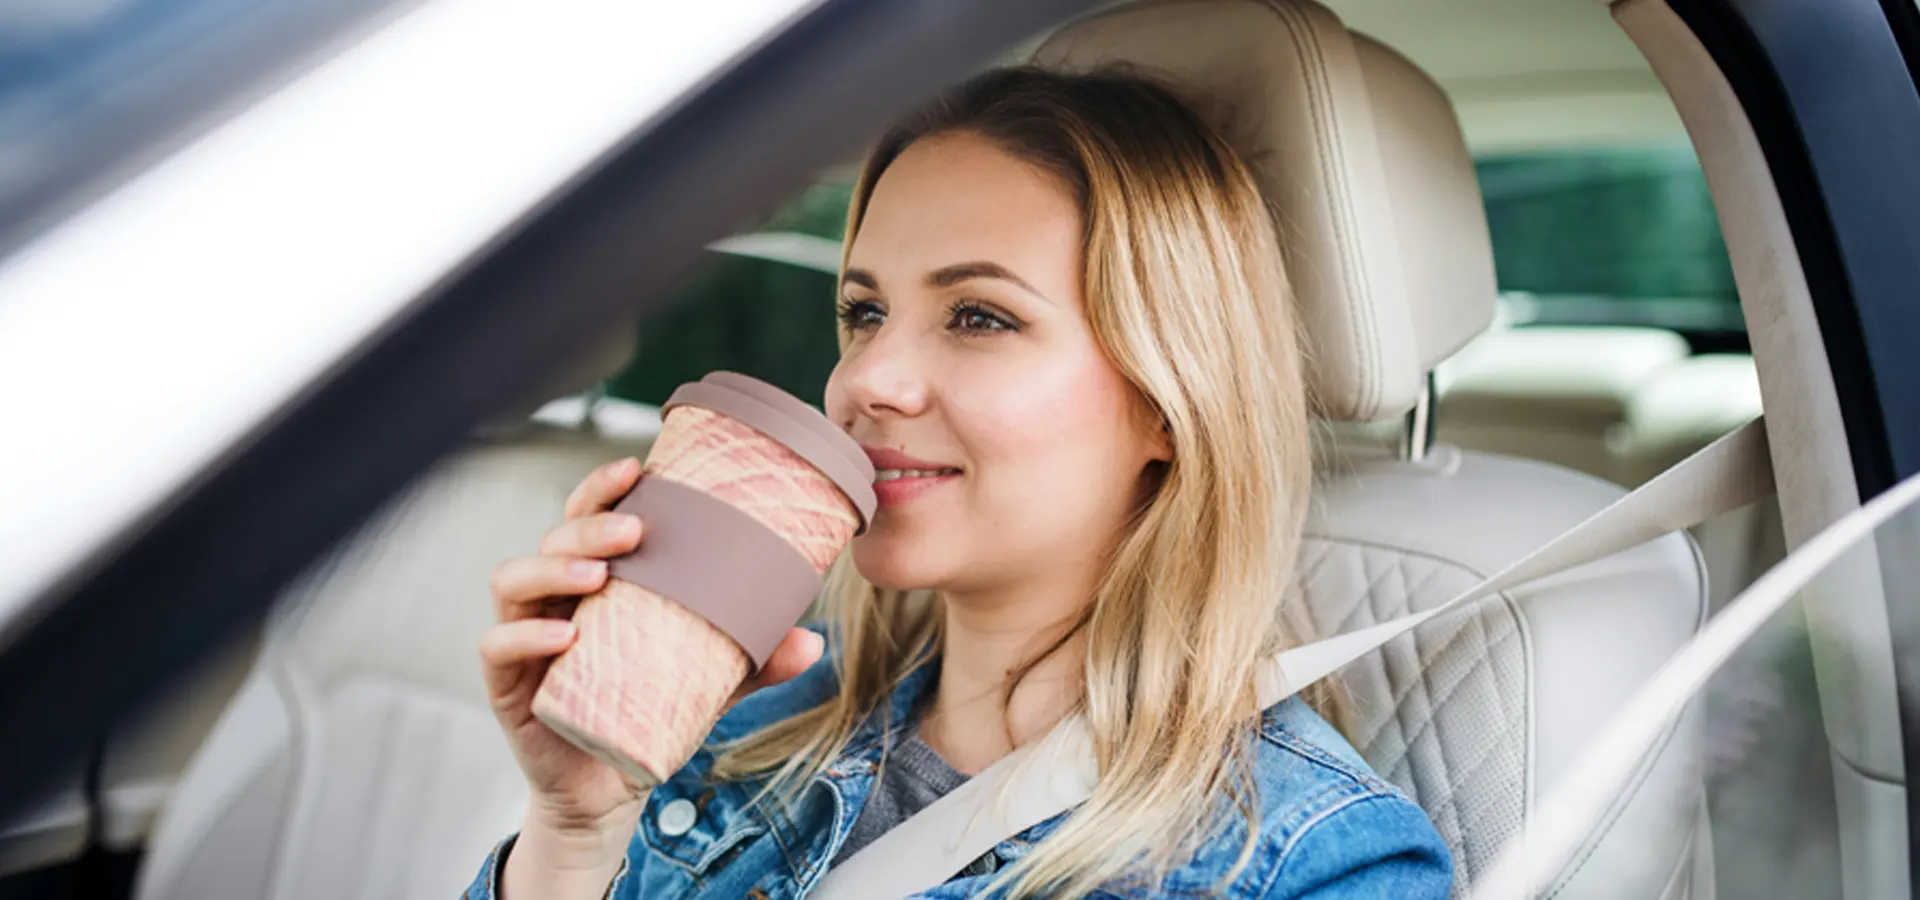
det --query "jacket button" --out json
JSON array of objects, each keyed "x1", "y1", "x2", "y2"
[{"x1": 657, "y1": 798, "x2": 698, "y2": 836}]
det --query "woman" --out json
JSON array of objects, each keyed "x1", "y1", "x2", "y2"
[{"x1": 467, "y1": 67, "x2": 1451, "y2": 899}]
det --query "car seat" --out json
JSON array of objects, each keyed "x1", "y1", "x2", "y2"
[
  {"x1": 1037, "y1": 2, "x2": 1712, "y2": 896},
  {"x1": 133, "y1": 337, "x2": 652, "y2": 900}
]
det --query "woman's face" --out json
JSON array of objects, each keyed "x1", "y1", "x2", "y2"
[{"x1": 826, "y1": 131, "x2": 1168, "y2": 599}]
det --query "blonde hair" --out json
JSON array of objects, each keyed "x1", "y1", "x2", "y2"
[{"x1": 713, "y1": 66, "x2": 1328, "y2": 897}]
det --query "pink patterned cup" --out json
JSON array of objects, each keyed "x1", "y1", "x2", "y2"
[{"x1": 531, "y1": 372, "x2": 875, "y2": 786}]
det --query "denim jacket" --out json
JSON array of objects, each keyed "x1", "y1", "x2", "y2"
[{"x1": 465, "y1": 650, "x2": 1451, "y2": 899}]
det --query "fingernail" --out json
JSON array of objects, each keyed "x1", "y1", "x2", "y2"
[
  {"x1": 612, "y1": 515, "x2": 642, "y2": 541},
  {"x1": 570, "y1": 559, "x2": 605, "y2": 580},
  {"x1": 545, "y1": 621, "x2": 576, "y2": 641}
]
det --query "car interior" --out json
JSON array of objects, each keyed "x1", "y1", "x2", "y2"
[{"x1": 0, "y1": 0, "x2": 1903, "y2": 898}]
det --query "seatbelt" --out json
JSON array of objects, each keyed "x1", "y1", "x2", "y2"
[{"x1": 812, "y1": 416, "x2": 1774, "y2": 900}]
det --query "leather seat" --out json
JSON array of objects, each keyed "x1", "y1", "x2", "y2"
[
  {"x1": 1436, "y1": 324, "x2": 1693, "y2": 485},
  {"x1": 1615, "y1": 353, "x2": 1765, "y2": 487},
  {"x1": 1618, "y1": 354, "x2": 1778, "y2": 611},
  {"x1": 134, "y1": 341, "x2": 649, "y2": 899},
  {"x1": 1436, "y1": 331, "x2": 1779, "y2": 611},
  {"x1": 1037, "y1": 2, "x2": 1712, "y2": 897}
]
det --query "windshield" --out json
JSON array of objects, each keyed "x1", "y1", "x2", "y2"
[{"x1": 1472, "y1": 475, "x2": 1920, "y2": 899}]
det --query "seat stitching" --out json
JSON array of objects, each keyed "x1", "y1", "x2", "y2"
[
  {"x1": 1330, "y1": 549, "x2": 1472, "y2": 637},
  {"x1": 1296, "y1": 544, "x2": 1354, "y2": 629},
  {"x1": 1374, "y1": 610, "x2": 1520, "y2": 752},
  {"x1": 1415, "y1": 635, "x2": 1522, "y2": 879},
  {"x1": 1258, "y1": 0, "x2": 1378, "y2": 416},
  {"x1": 1542, "y1": 713, "x2": 1696, "y2": 899},
  {"x1": 1296, "y1": 541, "x2": 1336, "y2": 585},
  {"x1": 1394, "y1": 613, "x2": 1527, "y2": 886},
  {"x1": 1355, "y1": 603, "x2": 1478, "y2": 752},
  {"x1": 1331, "y1": 550, "x2": 1452, "y2": 635},
  {"x1": 1405, "y1": 600, "x2": 1472, "y2": 882},
  {"x1": 1359, "y1": 614, "x2": 1520, "y2": 809},
  {"x1": 1334, "y1": 549, "x2": 1393, "y2": 634},
  {"x1": 1297, "y1": 552, "x2": 1344, "y2": 625},
  {"x1": 1427, "y1": 717, "x2": 1519, "y2": 883},
  {"x1": 1383, "y1": 556, "x2": 1430, "y2": 787},
  {"x1": 1364, "y1": 602, "x2": 1517, "y2": 733}
]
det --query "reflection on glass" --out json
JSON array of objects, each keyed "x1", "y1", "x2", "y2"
[
  {"x1": 0, "y1": 0, "x2": 409, "y2": 257},
  {"x1": 1472, "y1": 474, "x2": 1920, "y2": 899},
  {"x1": 1702, "y1": 576, "x2": 1839, "y2": 896}
]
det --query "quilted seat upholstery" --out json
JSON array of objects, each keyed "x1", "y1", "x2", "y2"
[{"x1": 1301, "y1": 443, "x2": 1709, "y2": 898}]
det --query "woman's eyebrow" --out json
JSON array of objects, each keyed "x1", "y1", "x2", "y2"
[
  {"x1": 841, "y1": 268, "x2": 879, "y2": 291},
  {"x1": 927, "y1": 261, "x2": 1047, "y2": 301}
]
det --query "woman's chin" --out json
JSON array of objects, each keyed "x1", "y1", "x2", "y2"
[{"x1": 850, "y1": 538, "x2": 943, "y2": 593}]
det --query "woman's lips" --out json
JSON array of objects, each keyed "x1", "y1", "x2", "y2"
[
  {"x1": 871, "y1": 469, "x2": 960, "y2": 507},
  {"x1": 863, "y1": 446, "x2": 962, "y2": 508}
]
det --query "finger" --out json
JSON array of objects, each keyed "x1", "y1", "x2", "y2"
[
  {"x1": 563, "y1": 458, "x2": 642, "y2": 521},
  {"x1": 534, "y1": 595, "x2": 583, "y2": 621},
  {"x1": 732, "y1": 629, "x2": 826, "y2": 704},
  {"x1": 478, "y1": 619, "x2": 578, "y2": 694},
  {"x1": 538, "y1": 512, "x2": 643, "y2": 559},
  {"x1": 490, "y1": 556, "x2": 607, "y2": 620}
]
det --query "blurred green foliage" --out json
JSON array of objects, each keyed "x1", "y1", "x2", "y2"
[
  {"x1": 1477, "y1": 147, "x2": 1737, "y2": 301},
  {"x1": 604, "y1": 181, "x2": 855, "y2": 406}
]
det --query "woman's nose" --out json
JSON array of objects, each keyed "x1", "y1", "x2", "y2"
[{"x1": 826, "y1": 328, "x2": 930, "y2": 426}]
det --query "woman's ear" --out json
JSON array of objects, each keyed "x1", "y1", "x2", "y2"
[
  {"x1": 1148, "y1": 417, "x2": 1174, "y2": 464},
  {"x1": 1133, "y1": 392, "x2": 1174, "y2": 464}
]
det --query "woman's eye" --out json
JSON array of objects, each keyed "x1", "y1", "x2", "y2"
[
  {"x1": 837, "y1": 298, "x2": 885, "y2": 331},
  {"x1": 948, "y1": 301, "x2": 1018, "y2": 334}
]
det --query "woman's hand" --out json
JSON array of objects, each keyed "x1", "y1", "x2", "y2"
[{"x1": 479, "y1": 457, "x2": 828, "y2": 874}]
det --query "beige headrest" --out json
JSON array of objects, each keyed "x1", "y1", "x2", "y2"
[{"x1": 1034, "y1": 0, "x2": 1497, "y2": 421}]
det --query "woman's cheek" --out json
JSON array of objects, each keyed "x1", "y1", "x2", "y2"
[
  {"x1": 956, "y1": 363, "x2": 1134, "y2": 524},
  {"x1": 951, "y1": 350, "x2": 1099, "y2": 452}
]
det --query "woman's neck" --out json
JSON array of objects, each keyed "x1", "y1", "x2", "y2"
[{"x1": 917, "y1": 580, "x2": 1090, "y2": 776}]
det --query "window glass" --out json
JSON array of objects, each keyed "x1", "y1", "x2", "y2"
[
  {"x1": 1475, "y1": 147, "x2": 1745, "y2": 341},
  {"x1": 606, "y1": 180, "x2": 853, "y2": 406},
  {"x1": 0, "y1": 0, "x2": 412, "y2": 256},
  {"x1": 1480, "y1": 480, "x2": 1920, "y2": 899},
  {"x1": 1697, "y1": 579, "x2": 1841, "y2": 897}
]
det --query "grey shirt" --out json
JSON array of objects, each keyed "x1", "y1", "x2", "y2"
[{"x1": 829, "y1": 729, "x2": 1000, "y2": 877}]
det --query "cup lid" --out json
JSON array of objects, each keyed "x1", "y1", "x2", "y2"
[{"x1": 661, "y1": 372, "x2": 878, "y2": 532}]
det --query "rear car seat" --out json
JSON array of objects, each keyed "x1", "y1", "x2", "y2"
[
  {"x1": 134, "y1": 342, "x2": 649, "y2": 899},
  {"x1": 1615, "y1": 353, "x2": 1765, "y2": 486},
  {"x1": 1432, "y1": 325, "x2": 1778, "y2": 611},
  {"x1": 1436, "y1": 324, "x2": 1691, "y2": 485},
  {"x1": 1038, "y1": 1, "x2": 1714, "y2": 895},
  {"x1": 1620, "y1": 353, "x2": 1778, "y2": 612}
]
